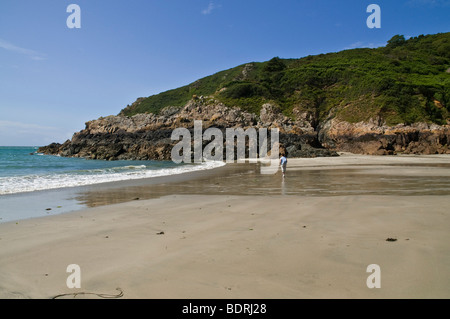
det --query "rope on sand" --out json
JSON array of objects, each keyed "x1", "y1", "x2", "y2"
[{"x1": 51, "y1": 287, "x2": 124, "y2": 299}]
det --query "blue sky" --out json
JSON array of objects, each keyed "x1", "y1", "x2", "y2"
[{"x1": 0, "y1": 0, "x2": 449, "y2": 146}]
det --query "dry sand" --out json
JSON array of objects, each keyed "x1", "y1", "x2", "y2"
[{"x1": 0, "y1": 154, "x2": 449, "y2": 299}]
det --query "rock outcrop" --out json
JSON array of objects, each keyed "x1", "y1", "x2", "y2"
[
  {"x1": 38, "y1": 98, "x2": 450, "y2": 160},
  {"x1": 319, "y1": 118, "x2": 450, "y2": 155}
]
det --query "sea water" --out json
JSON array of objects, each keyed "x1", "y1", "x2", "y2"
[
  {"x1": 0, "y1": 146, "x2": 225, "y2": 222},
  {"x1": 0, "y1": 146, "x2": 224, "y2": 195}
]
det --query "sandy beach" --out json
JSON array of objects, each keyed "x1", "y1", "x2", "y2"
[{"x1": 0, "y1": 154, "x2": 449, "y2": 299}]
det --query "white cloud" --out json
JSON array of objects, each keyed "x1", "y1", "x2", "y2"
[
  {"x1": 344, "y1": 41, "x2": 364, "y2": 50},
  {"x1": 0, "y1": 120, "x2": 59, "y2": 132},
  {"x1": 0, "y1": 39, "x2": 46, "y2": 61},
  {"x1": 201, "y1": 1, "x2": 216, "y2": 15},
  {"x1": 0, "y1": 121, "x2": 70, "y2": 146},
  {"x1": 406, "y1": 0, "x2": 450, "y2": 6},
  {"x1": 343, "y1": 41, "x2": 385, "y2": 50}
]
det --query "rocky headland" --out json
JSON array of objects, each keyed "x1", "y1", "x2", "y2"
[
  {"x1": 38, "y1": 97, "x2": 450, "y2": 160},
  {"x1": 39, "y1": 33, "x2": 450, "y2": 161}
]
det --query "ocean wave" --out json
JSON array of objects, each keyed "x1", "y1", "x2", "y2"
[
  {"x1": 114, "y1": 165, "x2": 147, "y2": 170},
  {"x1": 74, "y1": 165, "x2": 147, "y2": 174},
  {"x1": 0, "y1": 161, "x2": 225, "y2": 195}
]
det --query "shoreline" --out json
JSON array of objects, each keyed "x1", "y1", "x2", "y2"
[
  {"x1": 0, "y1": 161, "x2": 231, "y2": 224},
  {"x1": 2, "y1": 153, "x2": 450, "y2": 224},
  {"x1": 0, "y1": 154, "x2": 449, "y2": 298}
]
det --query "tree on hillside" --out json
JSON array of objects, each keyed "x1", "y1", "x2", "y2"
[
  {"x1": 387, "y1": 35, "x2": 406, "y2": 48},
  {"x1": 263, "y1": 57, "x2": 286, "y2": 73}
]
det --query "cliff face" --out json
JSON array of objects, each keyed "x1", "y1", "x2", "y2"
[
  {"x1": 38, "y1": 99, "x2": 326, "y2": 160},
  {"x1": 39, "y1": 98, "x2": 450, "y2": 160},
  {"x1": 39, "y1": 33, "x2": 450, "y2": 160},
  {"x1": 319, "y1": 118, "x2": 450, "y2": 155}
]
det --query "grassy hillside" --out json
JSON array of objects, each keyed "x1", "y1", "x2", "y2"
[{"x1": 119, "y1": 33, "x2": 450, "y2": 126}]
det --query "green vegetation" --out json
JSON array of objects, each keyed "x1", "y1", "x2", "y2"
[{"x1": 119, "y1": 33, "x2": 450, "y2": 125}]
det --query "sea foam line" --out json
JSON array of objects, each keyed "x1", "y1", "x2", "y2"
[{"x1": 0, "y1": 161, "x2": 225, "y2": 195}]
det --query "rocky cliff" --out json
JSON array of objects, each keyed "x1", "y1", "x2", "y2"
[
  {"x1": 39, "y1": 97, "x2": 450, "y2": 160},
  {"x1": 39, "y1": 33, "x2": 450, "y2": 160},
  {"x1": 319, "y1": 118, "x2": 450, "y2": 155}
]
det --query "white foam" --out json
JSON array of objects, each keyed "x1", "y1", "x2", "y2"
[{"x1": 0, "y1": 161, "x2": 225, "y2": 195}]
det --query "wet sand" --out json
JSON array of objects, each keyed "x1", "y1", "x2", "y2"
[{"x1": 0, "y1": 154, "x2": 449, "y2": 298}]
